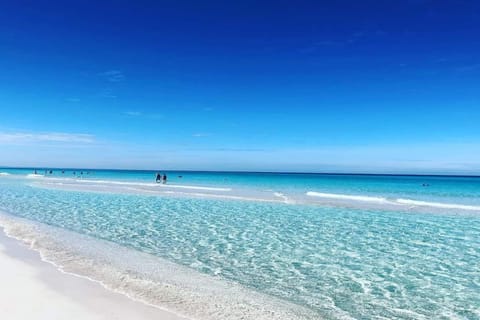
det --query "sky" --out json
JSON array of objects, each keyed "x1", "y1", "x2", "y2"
[{"x1": 0, "y1": 0, "x2": 479, "y2": 173}]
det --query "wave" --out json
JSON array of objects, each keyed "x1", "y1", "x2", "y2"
[
  {"x1": 306, "y1": 191, "x2": 388, "y2": 203},
  {"x1": 396, "y1": 199, "x2": 480, "y2": 211},
  {"x1": 0, "y1": 172, "x2": 10, "y2": 176}
]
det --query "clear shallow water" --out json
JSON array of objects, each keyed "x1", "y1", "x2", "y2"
[{"x1": 0, "y1": 169, "x2": 479, "y2": 319}]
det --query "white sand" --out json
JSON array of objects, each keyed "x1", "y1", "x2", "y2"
[{"x1": 0, "y1": 230, "x2": 188, "y2": 320}]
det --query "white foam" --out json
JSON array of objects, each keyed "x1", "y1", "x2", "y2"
[
  {"x1": 306, "y1": 191, "x2": 388, "y2": 203},
  {"x1": 26, "y1": 174, "x2": 44, "y2": 178},
  {"x1": 0, "y1": 172, "x2": 10, "y2": 176},
  {"x1": 395, "y1": 199, "x2": 480, "y2": 211},
  {"x1": 274, "y1": 192, "x2": 296, "y2": 204},
  {"x1": 306, "y1": 191, "x2": 480, "y2": 212}
]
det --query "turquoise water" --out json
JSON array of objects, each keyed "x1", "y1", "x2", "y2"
[{"x1": 0, "y1": 169, "x2": 479, "y2": 319}]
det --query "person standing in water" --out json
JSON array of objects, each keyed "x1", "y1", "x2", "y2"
[
  {"x1": 162, "y1": 173, "x2": 167, "y2": 184},
  {"x1": 155, "y1": 172, "x2": 161, "y2": 183}
]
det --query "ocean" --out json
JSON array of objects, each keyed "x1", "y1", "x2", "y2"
[{"x1": 0, "y1": 168, "x2": 479, "y2": 319}]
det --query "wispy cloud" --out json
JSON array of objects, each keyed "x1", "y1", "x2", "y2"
[
  {"x1": 123, "y1": 111, "x2": 143, "y2": 117},
  {"x1": 121, "y1": 111, "x2": 163, "y2": 119},
  {"x1": 0, "y1": 132, "x2": 95, "y2": 144},
  {"x1": 100, "y1": 88, "x2": 117, "y2": 98},
  {"x1": 99, "y1": 70, "x2": 125, "y2": 82},
  {"x1": 192, "y1": 133, "x2": 211, "y2": 137},
  {"x1": 210, "y1": 147, "x2": 265, "y2": 152}
]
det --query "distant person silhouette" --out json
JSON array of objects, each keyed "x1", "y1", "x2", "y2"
[
  {"x1": 156, "y1": 172, "x2": 161, "y2": 183},
  {"x1": 162, "y1": 174, "x2": 167, "y2": 184}
]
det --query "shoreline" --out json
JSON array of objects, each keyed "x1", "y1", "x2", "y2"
[
  {"x1": 0, "y1": 212, "x2": 317, "y2": 320},
  {"x1": 0, "y1": 227, "x2": 188, "y2": 320}
]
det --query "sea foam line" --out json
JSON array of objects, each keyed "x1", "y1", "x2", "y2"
[
  {"x1": 395, "y1": 199, "x2": 480, "y2": 211},
  {"x1": 306, "y1": 191, "x2": 388, "y2": 203},
  {"x1": 306, "y1": 191, "x2": 480, "y2": 211}
]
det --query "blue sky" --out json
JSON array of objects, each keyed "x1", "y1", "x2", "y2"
[{"x1": 0, "y1": 1, "x2": 479, "y2": 173}]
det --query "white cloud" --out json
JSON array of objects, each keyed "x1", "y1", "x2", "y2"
[{"x1": 0, "y1": 132, "x2": 95, "y2": 144}]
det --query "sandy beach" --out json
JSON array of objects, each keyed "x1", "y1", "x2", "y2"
[{"x1": 0, "y1": 229, "x2": 187, "y2": 320}]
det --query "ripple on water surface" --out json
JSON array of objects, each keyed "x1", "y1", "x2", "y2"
[{"x1": 0, "y1": 178, "x2": 479, "y2": 319}]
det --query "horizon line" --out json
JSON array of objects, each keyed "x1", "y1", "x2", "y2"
[{"x1": 1, "y1": 166, "x2": 479, "y2": 178}]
